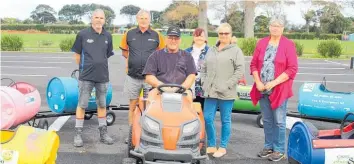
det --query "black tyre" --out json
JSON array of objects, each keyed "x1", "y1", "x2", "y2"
[
  {"x1": 84, "y1": 113, "x2": 94, "y2": 120},
  {"x1": 257, "y1": 114, "x2": 264, "y2": 128},
  {"x1": 37, "y1": 119, "x2": 49, "y2": 130},
  {"x1": 106, "y1": 110, "x2": 116, "y2": 126}
]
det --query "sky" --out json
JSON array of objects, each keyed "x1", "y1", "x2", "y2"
[{"x1": 1, "y1": 0, "x2": 353, "y2": 26}]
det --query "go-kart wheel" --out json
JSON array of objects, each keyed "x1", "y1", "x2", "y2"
[
  {"x1": 122, "y1": 157, "x2": 137, "y2": 164},
  {"x1": 106, "y1": 110, "x2": 116, "y2": 126},
  {"x1": 37, "y1": 119, "x2": 49, "y2": 130},
  {"x1": 84, "y1": 113, "x2": 94, "y2": 120},
  {"x1": 256, "y1": 114, "x2": 263, "y2": 128},
  {"x1": 340, "y1": 112, "x2": 354, "y2": 139}
]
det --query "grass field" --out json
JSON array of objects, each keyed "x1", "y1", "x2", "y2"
[{"x1": 2, "y1": 33, "x2": 354, "y2": 58}]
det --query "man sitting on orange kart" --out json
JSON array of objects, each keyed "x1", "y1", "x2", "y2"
[{"x1": 142, "y1": 26, "x2": 197, "y2": 100}]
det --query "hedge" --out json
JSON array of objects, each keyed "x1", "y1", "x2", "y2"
[{"x1": 1, "y1": 24, "x2": 342, "y2": 40}]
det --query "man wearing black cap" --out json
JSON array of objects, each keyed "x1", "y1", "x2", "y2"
[{"x1": 142, "y1": 26, "x2": 197, "y2": 95}]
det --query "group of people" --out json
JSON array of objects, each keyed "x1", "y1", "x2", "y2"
[{"x1": 71, "y1": 8, "x2": 298, "y2": 162}]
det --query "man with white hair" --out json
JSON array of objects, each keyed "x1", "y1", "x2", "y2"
[
  {"x1": 72, "y1": 9, "x2": 114, "y2": 147},
  {"x1": 120, "y1": 9, "x2": 165, "y2": 143}
]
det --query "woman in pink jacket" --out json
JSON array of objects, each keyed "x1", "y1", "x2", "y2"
[{"x1": 250, "y1": 17, "x2": 298, "y2": 162}]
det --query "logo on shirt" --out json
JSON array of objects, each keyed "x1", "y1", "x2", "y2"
[
  {"x1": 87, "y1": 39, "x2": 94, "y2": 43},
  {"x1": 105, "y1": 40, "x2": 108, "y2": 44},
  {"x1": 148, "y1": 39, "x2": 156, "y2": 42}
]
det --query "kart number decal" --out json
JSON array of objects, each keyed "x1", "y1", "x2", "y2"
[
  {"x1": 325, "y1": 148, "x2": 354, "y2": 164},
  {"x1": 302, "y1": 83, "x2": 315, "y2": 92},
  {"x1": 237, "y1": 91, "x2": 250, "y2": 100}
]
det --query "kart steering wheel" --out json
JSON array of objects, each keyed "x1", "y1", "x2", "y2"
[
  {"x1": 157, "y1": 84, "x2": 186, "y2": 94},
  {"x1": 340, "y1": 112, "x2": 354, "y2": 139},
  {"x1": 1, "y1": 78, "x2": 18, "y2": 89}
]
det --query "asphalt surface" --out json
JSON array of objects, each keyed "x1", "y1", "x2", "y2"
[{"x1": 1, "y1": 51, "x2": 354, "y2": 164}]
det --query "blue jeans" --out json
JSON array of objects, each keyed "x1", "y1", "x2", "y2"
[
  {"x1": 203, "y1": 98, "x2": 234, "y2": 148},
  {"x1": 259, "y1": 95, "x2": 288, "y2": 154}
]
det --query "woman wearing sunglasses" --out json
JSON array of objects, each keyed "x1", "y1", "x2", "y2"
[{"x1": 200, "y1": 23, "x2": 245, "y2": 158}]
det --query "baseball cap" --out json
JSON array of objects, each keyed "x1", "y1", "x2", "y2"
[{"x1": 167, "y1": 26, "x2": 181, "y2": 37}]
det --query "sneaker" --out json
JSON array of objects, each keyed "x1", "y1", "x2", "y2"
[
  {"x1": 213, "y1": 148, "x2": 227, "y2": 158},
  {"x1": 206, "y1": 147, "x2": 217, "y2": 154},
  {"x1": 74, "y1": 128, "x2": 83, "y2": 147},
  {"x1": 268, "y1": 152, "x2": 285, "y2": 162},
  {"x1": 257, "y1": 148, "x2": 273, "y2": 158},
  {"x1": 99, "y1": 126, "x2": 114, "y2": 145}
]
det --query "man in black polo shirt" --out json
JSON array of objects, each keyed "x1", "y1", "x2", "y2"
[
  {"x1": 143, "y1": 26, "x2": 197, "y2": 98},
  {"x1": 119, "y1": 9, "x2": 165, "y2": 137},
  {"x1": 71, "y1": 9, "x2": 114, "y2": 147}
]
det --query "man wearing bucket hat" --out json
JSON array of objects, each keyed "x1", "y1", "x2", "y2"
[
  {"x1": 71, "y1": 9, "x2": 114, "y2": 147},
  {"x1": 142, "y1": 26, "x2": 197, "y2": 98}
]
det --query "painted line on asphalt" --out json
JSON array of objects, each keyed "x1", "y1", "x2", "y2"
[
  {"x1": 1, "y1": 66, "x2": 61, "y2": 69},
  {"x1": 324, "y1": 60, "x2": 350, "y2": 67},
  {"x1": 48, "y1": 116, "x2": 71, "y2": 131},
  {"x1": 286, "y1": 117, "x2": 303, "y2": 130},
  {"x1": 1, "y1": 55, "x2": 72, "y2": 59},
  {"x1": 294, "y1": 80, "x2": 354, "y2": 84},
  {"x1": 297, "y1": 72, "x2": 354, "y2": 76},
  {"x1": 2, "y1": 61, "x2": 72, "y2": 64},
  {"x1": 298, "y1": 67, "x2": 346, "y2": 70},
  {"x1": 1, "y1": 74, "x2": 48, "y2": 77}
]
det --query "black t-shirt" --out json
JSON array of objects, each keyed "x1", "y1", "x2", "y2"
[
  {"x1": 71, "y1": 27, "x2": 114, "y2": 83},
  {"x1": 142, "y1": 49, "x2": 197, "y2": 85}
]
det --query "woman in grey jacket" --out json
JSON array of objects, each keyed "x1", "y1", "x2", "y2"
[{"x1": 200, "y1": 23, "x2": 245, "y2": 158}]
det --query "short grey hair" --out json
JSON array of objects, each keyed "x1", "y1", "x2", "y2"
[
  {"x1": 136, "y1": 9, "x2": 151, "y2": 20},
  {"x1": 217, "y1": 23, "x2": 232, "y2": 33},
  {"x1": 92, "y1": 9, "x2": 105, "y2": 18},
  {"x1": 269, "y1": 16, "x2": 285, "y2": 26}
]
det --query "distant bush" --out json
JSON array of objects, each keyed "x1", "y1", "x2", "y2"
[
  {"x1": 59, "y1": 37, "x2": 75, "y2": 52},
  {"x1": 1, "y1": 35, "x2": 23, "y2": 51},
  {"x1": 294, "y1": 41, "x2": 304, "y2": 57},
  {"x1": 240, "y1": 37, "x2": 258, "y2": 56},
  {"x1": 317, "y1": 39, "x2": 342, "y2": 58}
]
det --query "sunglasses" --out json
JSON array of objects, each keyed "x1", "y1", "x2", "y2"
[{"x1": 218, "y1": 32, "x2": 230, "y2": 35}]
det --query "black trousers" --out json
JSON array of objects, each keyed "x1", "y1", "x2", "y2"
[{"x1": 194, "y1": 96, "x2": 205, "y2": 110}]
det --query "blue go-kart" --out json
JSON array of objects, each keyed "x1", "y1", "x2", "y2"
[{"x1": 287, "y1": 112, "x2": 354, "y2": 164}]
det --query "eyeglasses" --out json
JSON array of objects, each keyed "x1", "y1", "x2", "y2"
[{"x1": 218, "y1": 32, "x2": 230, "y2": 35}]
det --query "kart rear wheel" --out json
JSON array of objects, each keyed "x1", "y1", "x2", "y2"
[
  {"x1": 84, "y1": 113, "x2": 93, "y2": 120},
  {"x1": 256, "y1": 114, "x2": 263, "y2": 128},
  {"x1": 106, "y1": 110, "x2": 116, "y2": 126},
  {"x1": 37, "y1": 119, "x2": 49, "y2": 130}
]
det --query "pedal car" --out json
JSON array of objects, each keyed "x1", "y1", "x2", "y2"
[
  {"x1": 1, "y1": 125, "x2": 60, "y2": 164},
  {"x1": 123, "y1": 84, "x2": 209, "y2": 164},
  {"x1": 233, "y1": 85, "x2": 262, "y2": 127},
  {"x1": 298, "y1": 82, "x2": 354, "y2": 121},
  {"x1": 287, "y1": 112, "x2": 354, "y2": 164},
  {"x1": 1, "y1": 79, "x2": 41, "y2": 130}
]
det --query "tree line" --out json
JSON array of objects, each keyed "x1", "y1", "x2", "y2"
[{"x1": 1, "y1": 0, "x2": 353, "y2": 36}]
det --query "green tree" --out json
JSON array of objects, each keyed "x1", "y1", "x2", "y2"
[
  {"x1": 30, "y1": 4, "x2": 57, "y2": 24},
  {"x1": 120, "y1": 5, "x2": 141, "y2": 24},
  {"x1": 254, "y1": 15, "x2": 270, "y2": 32},
  {"x1": 58, "y1": 4, "x2": 85, "y2": 24}
]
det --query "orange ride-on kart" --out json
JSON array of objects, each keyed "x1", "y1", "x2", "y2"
[{"x1": 123, "y1": 84, "x2": 211, "y2": 164}]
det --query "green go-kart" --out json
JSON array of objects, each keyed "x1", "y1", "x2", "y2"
[{"x1": 233, "y1": 85, "x2": 262, "y2": 128}]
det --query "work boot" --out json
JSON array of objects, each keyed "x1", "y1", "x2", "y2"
[
  {"x1": 99, "y1": 126, "x2": 114, "y2": 145},
  {"x1": 74, "y1": 127, "x2": 83, "y2": 147}
]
